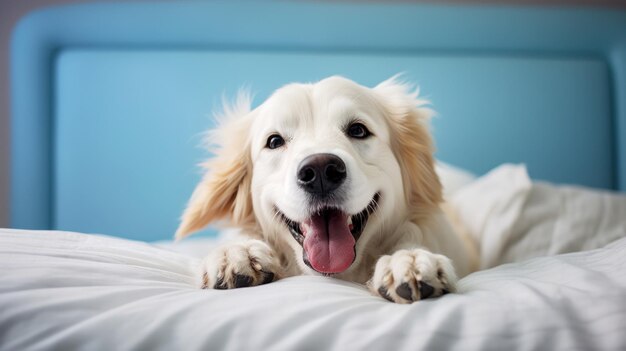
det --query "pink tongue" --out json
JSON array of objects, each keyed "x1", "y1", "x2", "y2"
[{"x1": 302, "y1": 209, "x2": 355, "y2": 274}]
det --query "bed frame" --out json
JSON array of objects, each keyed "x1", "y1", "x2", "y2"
[{"x1": 10, "y1": 2, "x2": 626, "y2": 241}]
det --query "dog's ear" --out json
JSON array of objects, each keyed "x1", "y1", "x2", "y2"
[
  {"x1": 175, "y1": 93, "x2": 256, "y2": 240},
  {"x1": 374, "y1": 75, "x2": 443, "y2": 223}
]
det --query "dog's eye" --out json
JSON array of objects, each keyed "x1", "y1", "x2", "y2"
[
  {"x1": 266, "y1": 134, "x2": 285, "y2": 149},
  {"x1": 347, "y1": 123, "x2": 371, "y2": 139}
]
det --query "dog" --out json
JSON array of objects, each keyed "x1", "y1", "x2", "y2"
[{"x1": 175, "y1": 76, "x2": 477, "y2": 303}]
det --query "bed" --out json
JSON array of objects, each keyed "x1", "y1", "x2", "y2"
[{"x1": 5, "y1": 1, "x2": 626, "y2": 350}]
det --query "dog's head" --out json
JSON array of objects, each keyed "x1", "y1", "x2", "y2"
[{"x1": 176, "y1": 76, "x2": 442, "y2": 275}]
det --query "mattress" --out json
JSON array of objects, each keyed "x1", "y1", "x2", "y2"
[{"x1": 2, "y1": 165, "x2": 626, "y2": 350}]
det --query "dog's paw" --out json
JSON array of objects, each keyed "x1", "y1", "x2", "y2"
[
  {"x1": 200, "y1": 240, "x2": 281, "y2": 289},
  {"x1": 368, "y1": 248, "x2": 457, "y2": 304}
]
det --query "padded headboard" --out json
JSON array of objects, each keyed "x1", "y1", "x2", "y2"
[{"x1": 11, "y1": 2, "x2": 626, "y2": 241}]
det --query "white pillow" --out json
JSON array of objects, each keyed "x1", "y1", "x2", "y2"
[
  {"x1": 450, "y1": 164, "x2": 626, "y2": 268},
  {"x1": 435, "y1": 160, "x2": 477, "y2": 199}
]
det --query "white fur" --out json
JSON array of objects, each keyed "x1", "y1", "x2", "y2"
[{"x1": 178, "y1": 76, "x2": 476, "y2": 303}]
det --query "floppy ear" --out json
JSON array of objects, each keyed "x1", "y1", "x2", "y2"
[
  {"x1": 374, "y1": 76, "x2": 443, "y2": 223},
  {"x1": 175, "y1": 93, "x2": 257, "y2": 240}
]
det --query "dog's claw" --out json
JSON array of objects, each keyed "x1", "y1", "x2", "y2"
[
  {"x1": 395, "y1": 282, "x2": 413, "y2": 301},
  {"x1": 214, "y1": 277, "x2": 228, "y2": 290},
  {"x1": 261, "y1": 271, "x2": 275, "y2": 285},
  {"x1": 419, "y1": 282, "x2": 435, "y2": 299},
  {"x1": 234, "y1": 274, "x2": 254, "y2": 288},
  {"x1": 378, "y1": 286, "x2": 394, "y2": 302}
]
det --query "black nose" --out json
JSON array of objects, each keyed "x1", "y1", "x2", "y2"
[{"x1": 297, "y1": 153, "x2": 347, "y2": 196}]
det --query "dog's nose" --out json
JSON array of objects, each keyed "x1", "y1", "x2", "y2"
[{"x1": 297, "y1": 153, "x2": 347, "y2": 196}]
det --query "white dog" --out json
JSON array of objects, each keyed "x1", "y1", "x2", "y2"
[{"x1": 176, "y1": 76, "x2": 477, "y2": 303}]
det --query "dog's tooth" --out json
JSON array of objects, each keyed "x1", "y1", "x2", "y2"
[
  {"x1": 347, "y1": 216, "x2": 353, "y2": 225},
  {"x1": 301, "y1": 222, "x2": 310, "y2": 235}
]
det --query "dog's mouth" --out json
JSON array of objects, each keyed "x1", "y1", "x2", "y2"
[{"x1": 276, "y1": 192, "x2": 380, "y2": 275}]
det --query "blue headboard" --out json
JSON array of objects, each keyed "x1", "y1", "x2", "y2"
[{"x1": 11, "y1": 2, "x2": 626, "y2": 241}]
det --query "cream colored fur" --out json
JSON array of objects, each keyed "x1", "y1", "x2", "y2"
[{"x1": 176, "y1": 76, "x2": 476, "y2": 303}]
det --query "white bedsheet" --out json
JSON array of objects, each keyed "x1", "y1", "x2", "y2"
[
  {"x1": 1, "y1": 228, "x2": 625, "y2": 350},
  {"x1": 451, "y1": 164, "x2": 626, "y2": 268}
]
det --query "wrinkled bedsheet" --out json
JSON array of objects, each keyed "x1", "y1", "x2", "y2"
[{"x1": 1, "y1": 229, "x2": 625, "y2": 350}]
